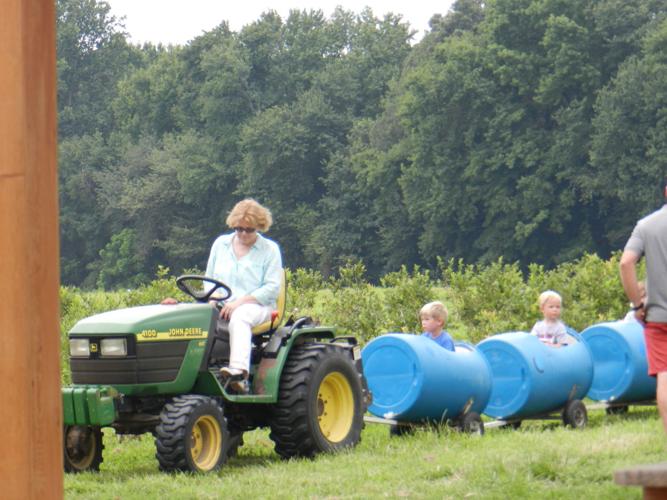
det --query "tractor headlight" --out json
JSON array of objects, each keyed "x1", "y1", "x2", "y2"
[
  {"x1": 101, "y1": 338, "x2": 127, "y2": 357},
  {"x1": 69, "y1": 338, "x2": 90, "y2": 357}
]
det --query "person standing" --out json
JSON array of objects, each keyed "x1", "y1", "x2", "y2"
[{"x1": 620, "y1": 178, "x2": 667, "y2": 435}]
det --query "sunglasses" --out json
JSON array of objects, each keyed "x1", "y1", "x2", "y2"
[{"x1": 234, "y1": 227, "x2": 256, "y2": 234}]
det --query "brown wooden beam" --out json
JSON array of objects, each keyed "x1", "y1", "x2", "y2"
[
  {"x1": 0, "y1": 0, "x2": 62, "y2": 497},
  {"x1": 615, "y1": 462, "x2": 667, "y2": 499}
]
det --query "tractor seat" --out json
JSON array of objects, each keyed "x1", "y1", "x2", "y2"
[{"x1": 251, "y1": 269, "x2": 286, "y2": 335}]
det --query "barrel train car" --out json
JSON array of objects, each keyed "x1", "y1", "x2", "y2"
[{"x1": 361, "y1": 320, "x2": 655, "y2": 434}]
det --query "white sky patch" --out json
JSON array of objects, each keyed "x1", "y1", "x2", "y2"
[{"x1": 105, "y1": 0, "x2": 457, "y2": 46}]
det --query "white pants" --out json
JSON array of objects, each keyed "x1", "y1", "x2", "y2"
[{"x1": 228, "y1": 303, "x2": 271, "y2": 372}]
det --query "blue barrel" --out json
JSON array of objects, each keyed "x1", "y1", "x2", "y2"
[
  {"x1": 361, "y1": 334, "x2": 492, "y2": 422},
  {"x1": 581, "y1": 320, "x2": 656, "y2": 403},
  {"x1": 477, "y1": 331, "x2": 593, "y2": 420}
]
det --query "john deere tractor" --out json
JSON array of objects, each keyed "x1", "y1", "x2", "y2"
[{"x1": 63, "y1": 274, "x2": 369, "y2": 473}]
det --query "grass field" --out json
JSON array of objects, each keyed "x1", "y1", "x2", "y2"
[{"x1": 65, "y1": 406, "x2": 663, "y2": 499}]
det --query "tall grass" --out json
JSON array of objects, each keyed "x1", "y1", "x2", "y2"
[
  {"x1": 65, "y1": 407, "x2": 659, "y2": 499},
  {"x1": 61, "y1": 257, "x2": 655, "y2": 497}
]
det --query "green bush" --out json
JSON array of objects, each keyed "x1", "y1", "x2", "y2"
[
  {"x1": 315, "y1": 261, "x2": 384, "y2": 344},
  {"x1": 59, "y1": 267, "x2": 184, "y2": 383},
  {"x1": 440, "y1": 253, "x2": 633, "y2": 344},
  {"x1": 379, "y1": 265, "x2": 435, "y2": 334},
  {"x1": 285, "y1": 267, "x2": 324, "y2": 317},
  {"x1": 526, "y1": 253, "x2": 630, "y2": 332},
  {"x1": 441, "y1": 257, "x2": 533, "y2": 343},
  {"x1": 59, "y1": 255, "x2": 636, "y2": 382}
]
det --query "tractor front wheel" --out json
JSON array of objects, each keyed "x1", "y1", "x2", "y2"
[
  {"x1": 269, "y1": 343, "x2": 364, "y2": 458},
  {"x1": 155, "y1": 395, "x2": 230, "y2": 473},
  {"x1": 64, "y1": 425, "x2": 103, "y2": 472}
]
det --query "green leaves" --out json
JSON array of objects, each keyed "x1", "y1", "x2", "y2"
[{"x1": 57, "y1": 0, "x2": 667, "y2": 290}]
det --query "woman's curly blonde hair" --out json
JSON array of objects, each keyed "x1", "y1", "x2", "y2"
[{"x1": 226, "y1": 199, "x2": 273, "y2": 232}]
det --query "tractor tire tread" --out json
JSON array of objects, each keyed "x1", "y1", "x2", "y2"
[{"x1": 269, "y1": 343, "x2": 364, "y2": 459}]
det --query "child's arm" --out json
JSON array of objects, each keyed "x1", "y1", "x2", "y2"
[
  {"x1": 553, "y1": 322, "x2": 568, "y2": 346},
  {"x1": 530, "y1": 321, "x2": 542, "y2": 336}
]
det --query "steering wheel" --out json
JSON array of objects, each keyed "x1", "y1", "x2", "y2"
[{"x1": 175, "y1": 275, "x2": 232, "y2": 303}]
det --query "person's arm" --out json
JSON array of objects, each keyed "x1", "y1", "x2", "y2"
[
  {"x1": 554, "y1": 322, "x2": 568, "y2": 346},
  {"x1": 620, "y1": 249, "x2": 644, "y2": 315},
  {"x1": 444, "y1": 332, "x2": 455, "y2": 351},
  {"x1": 204, "y1": 238, "x2": 219, "y2": 296},
  {"x1": 530, "y1": 321, "x2": 541, "y2": 336},
  {"x1": 219, "y1": 241, "x2": 283, "y2": 320},
  {"x1": 204, "y1": 241, "x2": 216, "y2": 278},
  {"x1": 249, "y1": 242, "x2": 283, "y2": 307}
]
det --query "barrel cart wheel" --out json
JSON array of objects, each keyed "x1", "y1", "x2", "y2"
[
  {"x1": 605, "y1": 405, "x2": 629, "y2": 415},
  {"x1": 494, "y1": 420, "x2": 521, "y2": 430},
  {"x1": 458, "y1": 412, "x2": 484, "y2": 435},
  {"x1": 562, "y1": 400, "x2": 587, "y2": 429},
  {"x1": 389, "y1": 423, "x2": 416, "y2": 437}
]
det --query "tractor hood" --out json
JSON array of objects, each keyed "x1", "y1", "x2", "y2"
[{"x1": 70, "y1": 303, "x2": 214, "y2": 339}]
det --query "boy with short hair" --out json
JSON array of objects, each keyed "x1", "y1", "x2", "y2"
[
  {"x1": 531, "y1": 290, "x2": 567, "y2": 347},
  {"x1": 420, "y1": 301, "x2": 455, "y2": 351}
]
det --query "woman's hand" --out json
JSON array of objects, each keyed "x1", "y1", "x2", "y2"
[
  {"x1": 219, "y1": 299, "x2": 241, "y2": 320},
  {"x1": 217, "y1": 296, "x2": 259, "y2": 319}
]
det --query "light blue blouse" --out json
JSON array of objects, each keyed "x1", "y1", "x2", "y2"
[{"x1": 205, "y1": 232, "x2": 282, "y2": 308}]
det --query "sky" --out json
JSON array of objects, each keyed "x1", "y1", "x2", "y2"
[{"x1": 105, "y1": 1, "x2": 457, "y2": 46}]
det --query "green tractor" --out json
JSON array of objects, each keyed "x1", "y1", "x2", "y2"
[{"x1": 63, "y1": 274, "x2": 370, "y2": 473}]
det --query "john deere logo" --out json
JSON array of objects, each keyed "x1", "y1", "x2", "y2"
[{"x1": 90, "y1": 343, "x2": 98, "y2": 353}]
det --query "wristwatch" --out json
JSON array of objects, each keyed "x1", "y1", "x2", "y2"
[{"x1": 631, "y1": 302, "x2": 644, "y2": 311}]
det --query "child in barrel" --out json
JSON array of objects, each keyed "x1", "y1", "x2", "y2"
[
  {"x1": 420, "y1": 301, "x2": 455, "y2": 351},
  {"x1": 531, "y1": 290, "x2": 567, "y2": 347}
]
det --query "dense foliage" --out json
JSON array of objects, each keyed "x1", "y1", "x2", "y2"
[
  {"x1": 57, "y1": 0, "x2": 667, "y2": 289},
  {"x1": 59, "y1": 254, "x2": 633, "y2": 383}
]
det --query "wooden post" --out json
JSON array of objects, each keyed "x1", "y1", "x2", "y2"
[{"x1": 0, "y1": 0, "x2": 63, "y2": 498}]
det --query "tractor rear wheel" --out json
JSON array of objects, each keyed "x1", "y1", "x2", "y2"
[
  {"x1": 64, "y1": 425, "x2": 103, "y2": 472},
  {"x1": 269, "y1": 343, "x2": 364, "y2": 458},
  {"x1": 155, "y1": 395, "x2": 230, "y2": 472}
]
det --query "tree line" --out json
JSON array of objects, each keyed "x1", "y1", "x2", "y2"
[{"x1": 57, "y1": 0, "x2": 667, "y2": 289}]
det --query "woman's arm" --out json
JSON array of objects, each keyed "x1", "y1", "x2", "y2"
[{"x1": 249, "y1": 241, "x2": 283, "y2": 307}]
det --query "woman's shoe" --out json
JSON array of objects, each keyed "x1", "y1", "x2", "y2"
[
  {"x1": 220, "y1": 366, "x2": 244, "y2": 379},
  {"x1": 219, "y1": 367, "x2": 250, "y2": 394},
  {"x1": 229, "y1": 379, "x2": 250, "y2": 394}
]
